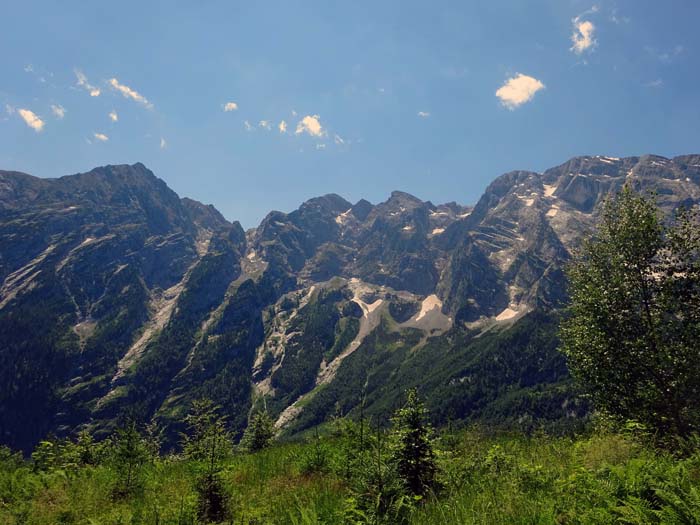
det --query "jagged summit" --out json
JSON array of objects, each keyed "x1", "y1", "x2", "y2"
[{"x1": 387, "y1": 190, "x2": 424, "y2": 204}]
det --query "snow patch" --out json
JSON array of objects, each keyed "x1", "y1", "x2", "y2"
[
  {"x1": 335, "y1": 209, "x2": 352, "y2": 225},
  {"x1": 195, "y1": 231, "x2": 213, "y2": 257},
  {"x1": 431, "y1": 227, "x2": 445, "y2": 235},
  {"x1": 495, "y1": 307, "x2": 519, "y2": 321},
  {"x1": 415, "y1": 294, "x2": 442, "y2": 321}
]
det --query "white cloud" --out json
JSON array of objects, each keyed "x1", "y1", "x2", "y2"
[
  {"x1": 645, "y1": 79, "x2": 664, "y2": 88},
  {"x1": 495, "y1": 73, "x2": 545, "y2": 109},
  {"x1": 74, "y1": 69, "x2": 101, "y2": 97},
  {"x1": 108, "y1": 110, "x2": 118, "y2": 122},
  {"x1": 160, "y1": 137, "x2": 167, "y2": 149},
  {"x1": 315, "y1": 143, "x2": 326, "y2": 150},
  {"x1": 334, "y1": 134, "x2": 345, "y2": 145},
  {"x1": 18, "y1": 109, "x2": 45, "y2": 132},
  {"x1": 93, "y1": 132, "x2": 109, "y2": 142},
  {"x1": 50, "y1": 104, "x2": 66, "y2": 119},
  {"x1": 108, "y1": 78, "x2": 152, "y2": 109},
  {"x1": 244, "y1": 120, "x2": 253, "y2": 131},
  {"x1": 24, "y1": 64, "x2": 34, "y2": 73},
  {"x1": 279, "y1": 120, "x2": 287, "y2": 133},
  {"x1": 223, "y1": 101, "x2": 238, "y2": 112},
  {"x1": 417, "y1": 111, "x2": 431, "y2": 118},
  {"x1": 259, "y1": 120, "x2": 272, "y2": 130},
  {"x1": 571, "y1": 17, "x2": 597, "y2": 54},
  {"x1": 295, "y1": 114, "x2": 325, "y2": 137}
]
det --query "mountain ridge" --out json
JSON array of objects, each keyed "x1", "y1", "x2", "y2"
[{"x1": 1, "y1": 153, "x2": 699, "y2": 452}]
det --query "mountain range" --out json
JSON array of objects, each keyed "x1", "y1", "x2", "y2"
[{"x1": 2, "y1": 154, "x2": 699, "y2": 452}]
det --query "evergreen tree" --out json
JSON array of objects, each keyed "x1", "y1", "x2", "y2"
[
  {"x1": 241, "y1": 409, "x2": 275, "y2": 452},
  {"x1": 562, "y1": 187, "x2": 700, "y2": 439},
  {"x1": 181, "y1": 398, "x2": 231, "y2": 464},
  {"x1": 181, "y1": 399, "x2": 231, "y2": 522},
  {"x1": 111, "y1": 419, "x2": 149, "y2": 497},
  {"x1": 390, "y1": 388, "x2": 438, "y2": 498}
]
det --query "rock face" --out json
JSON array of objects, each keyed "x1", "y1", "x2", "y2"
[{"x1": 1, "y1": 154, "x2": 699, "y2": 451}]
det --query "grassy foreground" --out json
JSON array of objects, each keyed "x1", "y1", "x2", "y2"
[{"x1": 2, "y1": 427, "x2": 700, "y2": 524}]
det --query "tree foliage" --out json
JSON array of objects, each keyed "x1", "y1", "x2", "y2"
[
  {"x1": 111, "y1": 419, "x2": 149, "y2": 498},
  {"x1": 181, "y1": 398, "x2": 231, "y2": 465},
  {"x1": 561, "y1": 187, "x2": 700, "y2": 439},
  {"x1": 391, "y1": 388, "x2": 439, "y2": 497},
  {"x1": 180, "y1": 398, "x2": 232, "y2": 523},
  {"x1": 241, "y1": 409, "x2": 275, "y2": 452}
]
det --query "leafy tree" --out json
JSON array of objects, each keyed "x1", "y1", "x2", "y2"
[
  {"x1": 241, "y1": 409, "x2": 275, "y2": 452},
  {"x1": 30, "y1": 430, "x2": 107, "y2": 474},
  {"x1": 390, "y1": 388, "x2": 438, "y2": 498},
  {"x1": 75, "y1": 429, "x2": 100, "y2": 466},
  {"x1": 143, "y1": 420, "x2": 163, "y2": 461},
  {"x1": 31, "y1": 438, "x2": 61, "y2": 472},
  {"x1": 561, "y1": 187, "x2": 700, "y2": 439}
]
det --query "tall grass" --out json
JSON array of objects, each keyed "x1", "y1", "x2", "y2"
[{"x1": 1, "y1": 429, "x2": 699, "y2": 524}]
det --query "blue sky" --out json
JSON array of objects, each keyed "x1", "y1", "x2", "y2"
[{"x1": 1, "y1": 1, "x2": 698, "y2": 227}]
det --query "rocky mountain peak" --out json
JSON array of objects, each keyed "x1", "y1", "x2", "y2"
[
  {"x1": 181, "y1": 197, "x2": 233, "y2": 232},
  {"x1": 298, "y1": 193, "x2": 352, "y2": 215},
  {"x1": 350, "y1": 198, "x2": 373, "y2": 221},
  {"x1": 386, "y1": 190, "x2": 424, "y2": 207}
]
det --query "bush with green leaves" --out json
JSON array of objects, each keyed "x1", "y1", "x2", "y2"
[
  {"x1": 31, "y1": 429, "x2": 109, "y2": 475},
  {"x1": 299, "y1": 427, "x2": 333, "y2": 475}
]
